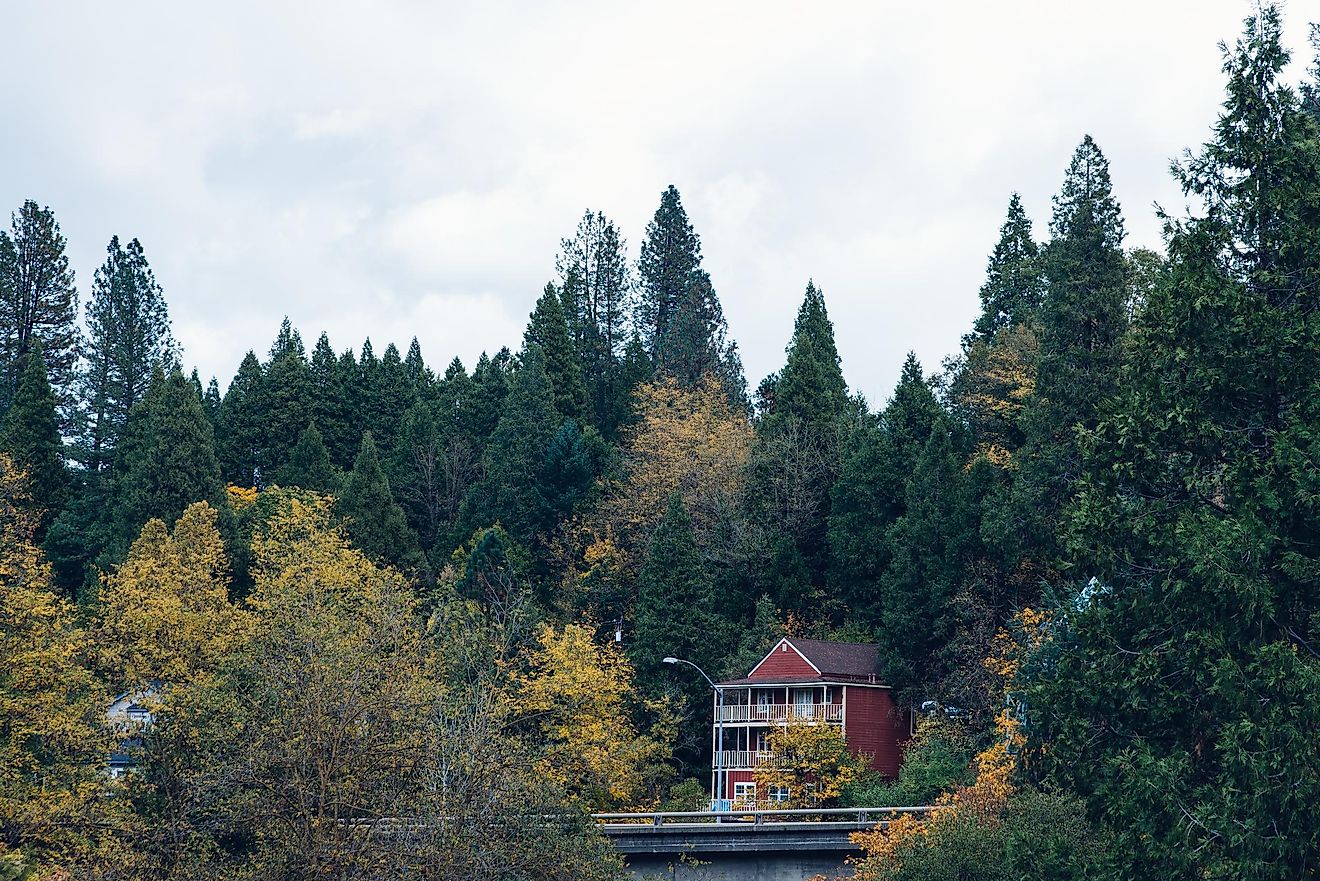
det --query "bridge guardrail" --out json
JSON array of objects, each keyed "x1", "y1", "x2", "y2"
[{"x1": 593, "y1": 805, "x2": 937, "y2": 828}]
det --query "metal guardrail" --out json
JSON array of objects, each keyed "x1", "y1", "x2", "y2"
[{"x1": 593, "y1": 806, "x2": 937, "y2": 828}]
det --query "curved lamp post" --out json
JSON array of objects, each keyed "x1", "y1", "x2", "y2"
[{"x1": 664, "y1": 656, "x2": 725, "y2": 809}]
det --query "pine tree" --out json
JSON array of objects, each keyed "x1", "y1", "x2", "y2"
[
  {"x1": 256, "y1": 348, "x2": 313, "y2": 477},
  {"x1": 337, "y1": 431, "x2": 425, "y2": 573},
  {"x1": 330, "y1": 347, "x2": 361, "y2": 467},
  {"x1": 541, "y1": 420, "x2": 592, "y2": 521},
  {"x1": 632, "y1": 493, "x2": 722, "y2": 745},
  {"x1": 964, "y1": 193, "x2": 1043, "y2": 347},
  {"x1": 875, "y1": 418, "x2": 979, "y2": 691},
  {"x1": 373, "y1": 343, "x2": 412, "y2": 454},
  {"x1": 746, "y1": 282, "x2": 853, "y2": 607},
  {"x1": 202, "y1": 377, "x2": 222, "y2": 431},
  {"x1": 611, "y1": 332, "x2": 654, "y2": 436},
  {"x1": 267, "y1": 316, "x2": 305, "y2": 362},
  {"x1": 79, "y1": 236, "x2": 175, "y2": 473},
  {"x1": 0, "y1": 345, "x2": 67, "y2": 531},
  {"x1": 276, "y1": 423, "x2": 338, "y2": 494},
  {"x1": 217, "y1": 352, "x2": 264, "y2": 486},
  {"x1": 1019, "y1": 135, "x2": 1130, "y2": 563},
  {"x1": 828, "y1": 354, "x2": 942, "y2": 624},
  {"x1": 557, "y1": 210, "x2": 632, "y2": 433},
  {"x1": 524, "y1": 283, "x2": 588, "y2": 423},
  {"x1": 461, "y1": 350, "x2": 511, "y2": 452},
  {"x1": 460, "y1": 346, "x2": 559, "y2": 548},
  {"x1": 656, "y1": 270, "x2": 747, "y2": 408},
  {"x1": 404, "y1": 337, "x2": 431, "y2": 393},
  {"x1": 770, "y1": 281, "x2": 849, "y2": 426},
  {"x1": 637, "y1": 185, "x2": 702, "y2": 357},
  {"x1": 110, "y1": 368, "x2": 227, "y2": 557},
  {"x1": 0, "y1": 201, "x2": 81, "y2": 428},
  {"x1": 1028, "y1": 10, "x2": 1320, "y2": 876}
]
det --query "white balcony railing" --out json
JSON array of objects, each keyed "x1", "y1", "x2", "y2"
[
  {"x1": 716, "y1": 703, "x2": 843, "y2": 724},
  {"x1": 716, "y1": 750, "x2": 787, "y2": 769}
]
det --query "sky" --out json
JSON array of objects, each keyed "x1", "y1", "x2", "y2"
[{"x1": 3, "y1": 1, "x2": 1315, "y2": 406}]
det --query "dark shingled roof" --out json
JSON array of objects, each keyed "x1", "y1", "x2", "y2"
[{"x1": 785, "y1": 638, "x2": 881, "y2": 679}]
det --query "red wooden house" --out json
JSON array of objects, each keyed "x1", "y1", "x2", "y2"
[{"x1": 712, "y1": 637, "x2": 911, "y2": 805}]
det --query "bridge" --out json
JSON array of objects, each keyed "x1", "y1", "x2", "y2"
[{"x1": 594, "y1": 806, "x2": 935, "y2": 881}]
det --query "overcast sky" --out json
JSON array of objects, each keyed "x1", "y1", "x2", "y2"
[{"x1": 3, "y1": 2, "x2": 1315, "y2": 405}]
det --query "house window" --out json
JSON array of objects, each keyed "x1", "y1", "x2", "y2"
[
  {"x1": 768, "y1": 785, "x2": 790, "y2": 803},
  {"x1": 792, "y1": 688, "x2": 814, "y2": 718},
  {"x1": 733, "y1": 782, "x2": 756, "y2": 805},
  {"x1": 755, "y1": 730, "x2": 769, "y2": 752}
]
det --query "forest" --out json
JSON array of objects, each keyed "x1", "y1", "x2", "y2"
[{"x1": 2, "y1": 6, "x2": 1319, "y2": 880}]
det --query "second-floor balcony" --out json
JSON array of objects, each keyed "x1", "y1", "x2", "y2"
[
  {"x1": 716, "y1": 702, "x2": 844, "y2": 724},
  {"x1": 716, "y1": 750, "x2": 787, "y2": 769}
]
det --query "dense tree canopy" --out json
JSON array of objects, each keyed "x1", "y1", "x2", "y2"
[{"x1": 3, "y1": 13, "x2": 1320, "y2": 875}]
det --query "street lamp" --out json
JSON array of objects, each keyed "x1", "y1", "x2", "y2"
[{"x1": 663, "y1": 657, "x2": 725, "y2": 809}]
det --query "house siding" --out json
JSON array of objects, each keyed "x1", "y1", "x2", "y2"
[
  {"x1": 843, "y1": 686, "x2": 907, "y2": 778},
  {"x1": 724, "y1": 769, "x2": 756, "y2": 800},
  {"x1": 749, "y1": 642, "x2": 817, "y2": 679}
]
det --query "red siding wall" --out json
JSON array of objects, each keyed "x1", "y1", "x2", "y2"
[
  {"x1": 724, "y1": 770, "x2": 756, "y2": 800},
  {"x1": 843, "y1": 686, "x2": 908, "y2": 778},
  {"x1": 749, "y1": 642, "x2": 817, "y2": 679}
]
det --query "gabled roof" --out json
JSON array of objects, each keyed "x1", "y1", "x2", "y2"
[
  {"x1": 723, "y1": 636, "x2": 885, "y2": 686},
  {"x1": 785, "y1": 638, "x2": 881, "y2": 679}
]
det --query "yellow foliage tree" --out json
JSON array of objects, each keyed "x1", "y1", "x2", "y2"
[
  {"x1": 236, "y1": 494, "x2": 439, "y2": 875},
  {"x1": 755, "y1": 719, "x2": 867, "y2": 808},
  {"x1": 0, "y1": 455, "x2": 132, "y2": 875},
  {"x1": 514, "y1": 622, "x2": 674, "y2": 810},
  {"x1": 97, "y1": 501, "x2": 251, "y2": 687},
  {"x1": 596, "y1": 374, "x2": 751, "y2": 571},
  {"x1": 952, "y1": 324, "x2": 1038, "y2": 469}
]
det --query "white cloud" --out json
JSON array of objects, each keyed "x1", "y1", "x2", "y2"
[{"x1": 1, "y1": 0, "x2": 1314, "y2": 402}]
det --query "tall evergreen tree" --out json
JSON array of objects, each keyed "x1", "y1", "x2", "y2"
[
  {"x1": 1018, "y1": 135, "x2": 1130, "y2": 561},
  {"x1": 461, "y1": 350, "x2": 511, "y2": 451},
  {"x1": 217, "y1": 352, "x2": 264, "y2": 486},
  {"x1": 276, "y1": 423, "x2": 338, "y2": 494},
  {"x1": 828, "y1": 354, "x2": 942, "y2": 624},
  {"x1": 0, "y1": 201, "x2": 81, "y2": 427},
  {"x1": 201, "y1": 377, "x2": 222, "y2": 431},
  {"x1": 1028, "y1": 10, "x2": 1320, "y2": 877},
  {"x1": 632, "y1": 492, "x2": 722, "y2": 769},
  {"x1": 746, "y1": 282, "x2": 852, "y2": 604},
  {"x1": 656, "y1": 270, "x2": 747, "y2": 408},
  {"x1": 373, "y1": 343, "x2": 412, "y2": 454},
  {"x1": 79, "y1": 236, "x2": 175, "y2": 473},
  {"x1": 524, "y1": 284, "x2": 588, "y2": 423},
  {"x1": 338, "y1": 431, "x2": 425, "y2": 573},
  {"x1": 267, "y1": 316, "x2": 305, "y2": 362},
  {"x1": 110, "y1": 368, "x2": 226, "y2": 557},
  {"x1": 557, "y1": 210, "x2": 632, "y2": 433},
  {"x1": 256, "y1": 348, "x2": 313, "y2": 477},
  {"x1": 875, "y1": 418, "x2": 979, "y2": 691},
  {"x1": 0, "y1": 345, "x2": 67, "y2": 531},
  {"x1": 964, "y1": 193, "x2": 1043, "y2": 347},
  {"x1": 637, "y1": 185, "x2": 702, "y2": 357},
  {"x1": 770, "y1": 280, "x2": 849, "y2": 426},
  {"x1": 329, "y1": 347, "x2": 361, "y2": 467},
  {"x1": 632, "y1": 492, "x2": 720, "y2": 680},
  {"x1": 459, "y1": 346, "x2": 559, "y2": 549},
  {"x1": 403, "y1": 338, "x2": 431, "y2": 393},
  {"x1": 541, "y1": 420, "x2": 592, "y2": 522}
]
